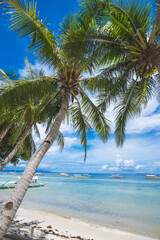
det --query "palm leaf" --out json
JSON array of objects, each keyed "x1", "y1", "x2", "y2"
[
  {"x1": 56, "y1": 131, "x2": 64, "y2": 152},
  {"x1": 149, "y1": 0, "x2": 160, "y2": 43},
  {"x1": 2, "y1": 0, "x2": 59, "y2": 66},
  {"x1": 81, "y1": 92, "x2": 110, "y2": 142},
  {"x1": 0, "y1": 78, "x2": 58, "y2": 115},
  {"x1": 0, "y1": 69, "x2": 13, "y2": 84},
  {"x1": 71, "y1": 102, "x2": 92, "y2": 161},
  {"x1": 114, "y1": 76, "x2": 154, "y2": 146}
]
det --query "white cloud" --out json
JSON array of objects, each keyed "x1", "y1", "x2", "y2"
[
  {"x1": 46, "y1": 146, "x2": 60, "y2": 156},
  {"x1": 105, "y1": 97, "x2": 160, "y2": 134},
  {"x1": 126, "y1": 114, "x2": 160, "y2": 134},
  {"x1": 125, "y1": 97, "x2": 160, "y2": 134},
  {"x1": 60, "y1": 123, "x2": 74, "y2": 133},
  {"x1": 135, "y1": 165, "x2": 145, "y2": 170},
  {"x1": 19, "y1": 61, "x2": 53, "y2": 78},
  {"x1": 122, "y1": 159, "x2": 135, "y2": 169},
  {"x1": 64, "y1": 137, "x2": 78, "y2": 147},
  {"x1": 115, "y1": 154, "x2": 123, "y2": 166},
  {"x1": 101, "y1": 164, "x2": 108, "y2": 170},
  {"x1": 39, "y1": 163, "x2": 49, "y2": 169},
  {"x1": 108, "y1": 167, "x2": 119, "y2": 171},
  {"x1": 33, "y1": 124, "x2": 46, "y2": 144},
  {"x1": 140, "y1": 97, "x2": 159, "y2": 116},
  {"x1": 98, "y1": 150, "x2": 150, "y2": 172}
]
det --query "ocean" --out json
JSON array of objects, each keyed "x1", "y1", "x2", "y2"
[{"x1": 0, "y1": 172, "x2": 160, "y2": 239}]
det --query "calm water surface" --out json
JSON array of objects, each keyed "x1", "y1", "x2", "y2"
[{"x1": 0, "y1": 173, "x2": 160, "y2": 239}]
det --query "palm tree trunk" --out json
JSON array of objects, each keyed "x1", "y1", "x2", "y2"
[
  {"x1": 0, "y1": 122, "x2": 12, "y2": 143},
  {"x1": 0, "y1": 93, "x2": 69, "y2": 239},
  {"x1": 157, "y1": 64, "x2": 160, "y2": 74},
  {"x1": 0, "y1": 125, "x2": 32, "y2": 172},
  {"x1": 153, "y1": 57, "x2": 160, "y2": 74}
]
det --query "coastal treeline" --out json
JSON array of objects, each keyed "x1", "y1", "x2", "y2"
[{"x1": 0, "y1": 0, "x2": 160, "y2": 238}]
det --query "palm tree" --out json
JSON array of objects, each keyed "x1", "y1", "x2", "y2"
[
  {"x1": 0, "y1": 0, "x2": 110, "y2": 237},
  {"x1": 63, "y1": 0, "x2": 160, "y2": 146},
  {"x1": 0, "y1": 59, "x2": 65, "y2": 172},
  {"x1": 0, "y1": 122, "x2": 13, "y2": 143},
  {"x1": 0, "y1": 68, "x2": 22, "y2": 143},
  {"x1": 0, "y1": 124, "x2": 36, "y2": 167}
]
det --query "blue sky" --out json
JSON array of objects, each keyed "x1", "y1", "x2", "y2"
[{"x1": 1, "y1": 0, "x2": 160, "y2": 173}]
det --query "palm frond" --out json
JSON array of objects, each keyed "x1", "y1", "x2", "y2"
[
  {"x1": 114, "y1": 76, "x2": 154, "y2": 146},
  {"x1": 149, "y1": 0, "x2": 160, "y2": 43},
  {"x1": 2, "y1": 0, "x2": 59, "y2": 66},
  {"x1": 0, "y1": 78, "x2": 58, "y2": 115},
  {"x1": 24, "y1": 57, "x2": 34, "y2": 80},
  {"x1": 81, "y1": 92, "x2": 110, "y2": 142},
  {"x1": 71, "y1": 102, "x2": 92, "y2": 161},
  {"x1": 0, "y1": 69, "x2": 13, "y2": 84},
  {"x1": 33, "y1": 124, "x2": 40, "y2": 139},
  {"x1": 56, "y1": 131, "x2": 64, "y2": 152}
]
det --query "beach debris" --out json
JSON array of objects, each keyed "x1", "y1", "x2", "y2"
[
  {"x1": 4, "y1": 216, "x2": 94, "y2": 240},
  {"x1": 46, "y1": 225, "x2": 52, "y2": 229}
]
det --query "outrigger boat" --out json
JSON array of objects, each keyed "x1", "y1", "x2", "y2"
[
  {"x1": 58, "y1": 173, "x2": 70, "y2": 177},
  {"x1": 0, "y1": 176, "x2": 45, "y2": 190},
  {"x1": 83, "y1": 174, "x2": 93, "y2": 178},
  {"x1": 71, "y1": 174, "x2": 89, "y2": 179},
  {"x1": 35, "y1": 173, "x2": 45, "y2": 176},
  {"x1": 144, "y1": 175, "x2": 160, "y2": 180},
  {"x1": 110, "y1": 174, "x2": 125, "y2": 179}
]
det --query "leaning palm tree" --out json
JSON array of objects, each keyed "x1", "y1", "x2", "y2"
[
  {"x1": 0, "y1": 124, "x2": 36, "y2": 167},
  {"x1": 0, "y1": 0, "x2": 110, "y2": 237},
  {"x1": 0, "y1": 68, "x2": 24, "y2": 143},
  {"x1": 0, "y1": 105, "x2": 37, "y2": 172},
  {"x1": 0, "y1": 100, "x2": 65, "y2": 172},
  {"x1": 63, "y1": 0, "x2": 160, "y2": 146},
  {"x1": 0, "y1": 122, "x2": 12, "y2": 143},
  {"x1": 0, "y1": 59, "x2": 64, "y2": 172}
]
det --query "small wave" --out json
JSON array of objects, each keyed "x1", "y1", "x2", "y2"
[{"x1": 70, "y1": 217, "x2": 158, "y2": 240}]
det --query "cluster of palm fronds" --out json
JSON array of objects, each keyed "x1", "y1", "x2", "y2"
[{"x1": 0, "y1": 0, "x2": 160, "y2": 169}]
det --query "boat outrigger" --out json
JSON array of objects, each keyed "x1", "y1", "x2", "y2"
[
  {"x1": 58, "y1": 173, "x2": 70, "y2": 177},
  {"x1": 71, "y1": 174, "x2": 89, "y2": 179},
  {"x1": 110, "y1": 174, "x2": 125, "y2": 179},
  {"x1": 144, "y1": 175, "x2": 160, "y2": 180},
  {"x1": 0, "y1": 176, "x2": 45, "y2": 190}
]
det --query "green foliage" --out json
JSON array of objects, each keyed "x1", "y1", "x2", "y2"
[
  {"x1": 56, "y1": 131, "x2": 64, "y2": 152},
  {"x1": 0, "y1": 123, "x2": 36, "y2": 165},
  {"x1": 2, "y1": 0, "x2": 59, "y2": 66},
  {"x1": 0, "y1": 0, "x2": 112, "y2": 162},
  {"x1": 81, "y1": 94, "x2": 110, "y2": 142},
  {"x1": 114, "y1": 77, "x2": 155, "y2": 146},
  {"x1": 61, "y1": 0, "x2": 160, "y2": 147}
]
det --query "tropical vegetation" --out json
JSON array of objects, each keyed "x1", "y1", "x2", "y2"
[
  {"x1": 0, "y1": 58, "x2": 65, "y2": 172},
  {"x1": 0, "y1": 0, "x2": 110, "y2": 237},
  {"x1": 0, "y1": 0, "x2": 160, "y2": 237},
  {"x1": 63, "y1": 0, "x2": 160, "y2": 146},
  {"x1": 0, "y1": 123, "x2": 36, "y2": 166}
]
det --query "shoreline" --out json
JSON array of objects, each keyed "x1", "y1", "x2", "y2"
[{"x1": 13, "y1": 207, "x2": 158, "y2": 240}]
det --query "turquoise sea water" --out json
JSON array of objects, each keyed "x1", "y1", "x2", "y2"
[{"x1": 0, "y1": 173, "x2": 160, "y2": 239}]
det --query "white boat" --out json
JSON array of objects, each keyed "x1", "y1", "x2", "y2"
[
  {"x1": 35, "y1": 173, "x2": 45, "y2": 176},
  {"x1": 83, "y1": 174, "x2": 93, "y2": 178},
  {"x1": 0, "y1": 176, "x2": 45, "y2": 190},
  {"x1": 72, "y1": 174, "x2": 89, "y2": 179},
  {"x1": 58, "y1": 173, "x2": 70, "y2": 177},
  {"x1": 110, "y1": 174, "x2": 125, "y2": 179},
  {"x1": 6, "y1": 172, "x2": 15, "y2": 175},
  {"x1": 144, "y1": 175, "x2": 160, "y2": 180}
]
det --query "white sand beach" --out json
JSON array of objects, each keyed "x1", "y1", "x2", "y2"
[{"x1": 6, "y1": 207, "x2": 156, "y2": 240}]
